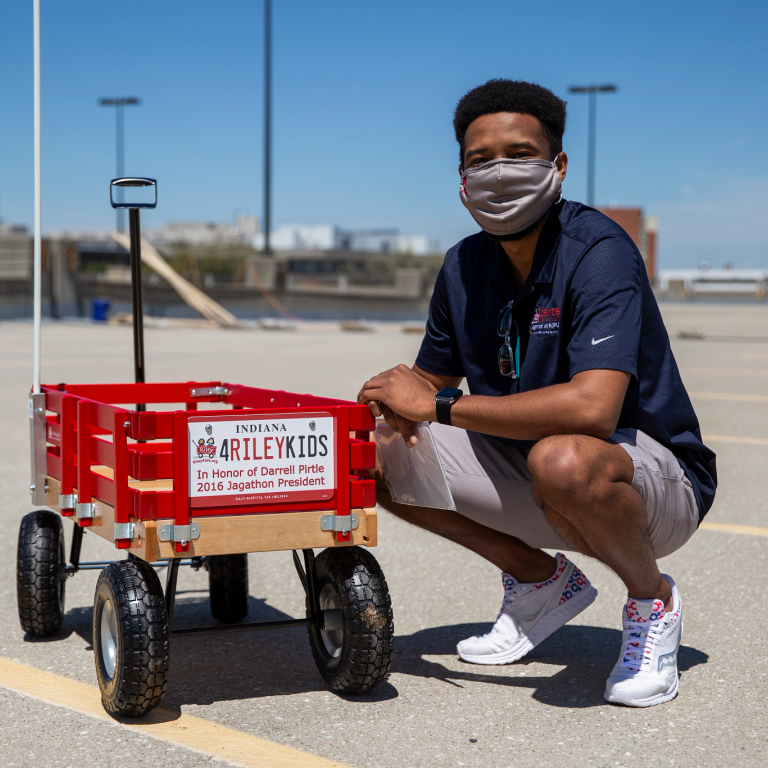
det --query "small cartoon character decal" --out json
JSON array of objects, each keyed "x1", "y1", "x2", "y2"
[{"x1": 193, "y1": 436, "x2": 217, "y2": 458}]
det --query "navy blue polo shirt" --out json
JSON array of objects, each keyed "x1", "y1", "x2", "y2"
[{"x1": 416, "y1": 199, "x2": 717, "y2": 521}]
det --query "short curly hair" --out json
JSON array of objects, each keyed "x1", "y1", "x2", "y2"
[{"x1": 453, "y1": 79, "x2": 567, "y2": 164}]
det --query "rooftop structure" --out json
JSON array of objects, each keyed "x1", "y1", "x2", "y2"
[
  {"x1": 252, "y1": 225, "x2": 430, "y2": 255},
  {"x1": 659, "y1": 267, "x2": 768, "y2": 299},
  {"x1": 146, "y1": 213, "x2": 258, "y2": 246}
]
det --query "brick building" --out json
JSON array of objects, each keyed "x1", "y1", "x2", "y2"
[{"x1": 597, "y1": 206, "x2": 657, "y2": 282}]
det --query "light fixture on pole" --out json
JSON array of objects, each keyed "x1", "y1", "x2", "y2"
[
  {"x1": 98, "y1": 97, "x2": 141, "y2": 233},
  {"x1": 567, "y1": 84, "x2": 617, "y2": 207}
]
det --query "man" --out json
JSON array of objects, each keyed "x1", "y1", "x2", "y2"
[{"x1": 358, "y1": 79, "x2": 716, "y2": 707}]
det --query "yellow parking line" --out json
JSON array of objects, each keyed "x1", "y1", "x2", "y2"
[
  {"x1": 699, "y1": 522, "x2": 768, "y2": 537},
  {"x1": 0, "y1": 359, "x2": 128, "y2": 368},
  {"x1": 690, "y1": 391, "x2": 768, "y2": 403},
  {"x1": 0, "y1": 658, "x2": 348, "y2": 768},
  {"x1": 681, "y1": 367, "x2": 768, "y2": 377},
  {"x1": 704, "y1": 434, "x2": 768, "y2": 446}
]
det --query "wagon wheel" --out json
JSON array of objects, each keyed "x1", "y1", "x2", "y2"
[
  {"x1": 17, "y1": 510, "x2": 67, "y2": 637},
  {"x1": 307, "y1": 547, "x2": 394, "y2": 693},
  {"x1": 207, "y1": 554, "x2": 249, "y2": 623},
  {"x1": 93, "y1": 559, "x2": 169, "y2": 717}
]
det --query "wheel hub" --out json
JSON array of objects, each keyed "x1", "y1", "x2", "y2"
[
  {"x1": 318, "y1": 583, "x2": 343, "y2": 658},
  {"x1": 100, "y1": 598, "x2": 118, "y2": 679}
]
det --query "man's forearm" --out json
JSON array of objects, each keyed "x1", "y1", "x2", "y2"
[
  {"x1": 448, "y1": 378, "x2": 624, "y2": 441},
  {"x1": 360, "y1": 365, "x2": 630, "y2": 443}
]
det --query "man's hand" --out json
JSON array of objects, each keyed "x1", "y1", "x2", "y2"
[{"x1": 358, "y1": 365, "x2": 437, "y2": 445}]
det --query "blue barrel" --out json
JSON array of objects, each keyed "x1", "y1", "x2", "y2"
[{"x1": 91, "y1": 297, "x2": 111, "y2": 323}]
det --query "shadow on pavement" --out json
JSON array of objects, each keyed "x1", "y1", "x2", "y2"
[
  {"x1": 62, "y1": 594, "x2": 400, "y2": 708},
  {"x1": 391, "y1": 622, "x2": 709, "y2": 709},
  {"x1": 44, "y1": 600, "x2": 707, "y2": 712}
]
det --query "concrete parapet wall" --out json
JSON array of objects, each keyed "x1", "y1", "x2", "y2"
[{"x1": 0, "y1": 228, "x2": 32, "y2": 280}]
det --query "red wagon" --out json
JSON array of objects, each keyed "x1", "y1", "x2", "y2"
[{"x1": 18, "y1": 179, "x2": 393, "y2": 716}]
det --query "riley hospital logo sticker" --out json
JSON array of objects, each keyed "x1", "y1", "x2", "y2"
[
  {"x1": 188, "y1": 413, "x2": 335, "y2": 508},
  {"x1": 530, "y1": 305, "x2": 561, "y2": 336}
]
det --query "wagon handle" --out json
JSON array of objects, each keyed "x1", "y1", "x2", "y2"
[{"x1": 110, "y1": 178, "x2": 157, "y2": 404}]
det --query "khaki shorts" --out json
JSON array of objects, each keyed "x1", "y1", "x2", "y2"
[{"x1": 431, "y1": 424, "x2": 699, "y2": 559}]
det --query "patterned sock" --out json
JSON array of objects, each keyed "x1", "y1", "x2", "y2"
[{"x1": 626, "y1": 597, "x2": 666, "y2": 623}]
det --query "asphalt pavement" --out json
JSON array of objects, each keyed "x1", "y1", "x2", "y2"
[{"x1": 0, "y1": 304, "x2": 766, "y2": 767}]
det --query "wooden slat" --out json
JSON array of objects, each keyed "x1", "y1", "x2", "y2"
[
  {"x1": 138, "y1": 507, "x2": 378, "y2": 561},
  {"x1": 46, "y1": 476, "x2": 114, "y2": 536},
  {"x1": 92, "y1": 464, "x2": 173, "y2": 490},
  {"x1": 46, "y1": 475, "x2": 375, "y2": 559}
]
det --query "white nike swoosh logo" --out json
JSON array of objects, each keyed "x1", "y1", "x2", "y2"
[{"x1": 591, "y1": 335, "x2": 614, "y2": 345}]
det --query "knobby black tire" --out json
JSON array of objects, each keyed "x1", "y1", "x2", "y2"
[
  {"x1": 93, "y1": 560, "x2": 169, "y2": 717},
  {"x1": 207, "y1": 554, "x2": 249, "y2": 623},
  {"x1": 17, "y1": 510, "x2": 66, "y2": 637},
  {"x1": 308, "y1": 546, "x2": 394, "y2": 694}
]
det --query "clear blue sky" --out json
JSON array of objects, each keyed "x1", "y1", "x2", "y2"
[{"x1": 1, "y1": 1, "x2": 766, "y2": 268}]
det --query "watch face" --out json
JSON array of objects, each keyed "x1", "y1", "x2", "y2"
[{"x1": 437, "y1": 387, "x2": 462, "y2": 399}]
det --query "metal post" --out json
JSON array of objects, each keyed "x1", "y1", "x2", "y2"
[
  {"x1": 98, "y1": 98, "x2": 140, "y2": 233},
  {"x1": 32, "y1": 0, "x2": 42, "y2": 394},
  {"x1": 263, "y1": 0, "x2": 272, "y2": 255},
  {"x1": 69, "y1": 524, "x2": 84, "y2": 571},
  {"x1": 128, "y1": 208, "x2": 146, "y2": 393},
  {"x1": 567, "y1": 84, "x2": 617, "y2": 209},
  {"x1": 29, "y1": 0, "x2": 47, "y2": 506},
  {"x1": 47, "y1": 243, "x2": 58, "y2": 319},
  {"x1": 165, "y1": 558, "x2": 181, "y2": 633},
  {"x1": 303, "y1": 549, "x2": 321, "y2": 626},
  {"x1": 587, "y1": 89, "x2": 596, "y2": 208},
  {"x1": 116, "y1": 105, "x2": 125, "y2": 233}
]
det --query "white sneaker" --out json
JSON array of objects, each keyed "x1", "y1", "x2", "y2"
[
  {"x1": 604, "y1": 574, "x2": 683, "y2": 707},
  {"x1": 457, "y1": 553, "x2": 598, "y2": 665}
]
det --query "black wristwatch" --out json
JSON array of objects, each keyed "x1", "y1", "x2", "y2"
[{"x1": 435, "y1": 387, "x2": 463, "y2": 426}]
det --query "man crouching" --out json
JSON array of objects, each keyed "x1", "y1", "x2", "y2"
[{"x1": 358, "y1": 79, "x2": 716, "y2": 707}]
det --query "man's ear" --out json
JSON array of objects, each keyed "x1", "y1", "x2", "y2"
[
  {"x1": 555, "y1": 152, "x2": 568, "y2": 182},
  {"x1": 458, "y1": 164, "x2": 464, "y2": 176}
]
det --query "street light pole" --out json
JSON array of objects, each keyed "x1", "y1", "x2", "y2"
[
  {"x1": 98, "y1": 97, "x2": 141, "y2": 232},
  {"x1": 567, "y1": 84, "x2": 617, "y2": 207},
  {"x1": 263, "y1": 0, "x2": 272, "y2": 255},
  {"x1": 32, "y1": 0, "x2": 42, "y2": 395}
]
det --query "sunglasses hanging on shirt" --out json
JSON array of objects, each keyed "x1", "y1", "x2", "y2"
[{"x1": 497, "y1": 301, "x2": 520, "y2": 379}]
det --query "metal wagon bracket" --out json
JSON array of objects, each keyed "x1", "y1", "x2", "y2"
[
  {"x1": 157, "y1": 522, "x2": 201, "y2": 543},
  {"x1": 320, "y1": 512, "x2": 359, "y2": 533}
]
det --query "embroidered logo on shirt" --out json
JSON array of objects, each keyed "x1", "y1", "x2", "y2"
[
  {"x1": 591, "y1": 335, "x2": 614, "y2": 345},
  {"x1": 530, "y1": 306, "x2": 560, "y2": 336}
]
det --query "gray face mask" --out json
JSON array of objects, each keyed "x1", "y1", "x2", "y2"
[{"x1": 460, "y1": 158, "x2": 562, "y2": 236}]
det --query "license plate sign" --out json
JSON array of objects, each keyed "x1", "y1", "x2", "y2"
[{"x1": 188, "y1": 413, "x2": 335, "y2": 508}]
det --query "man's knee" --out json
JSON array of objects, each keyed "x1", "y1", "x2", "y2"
[{"x1": 528, "y1": 435, "x2": 602, "y2": 509}]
